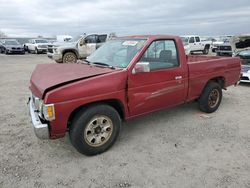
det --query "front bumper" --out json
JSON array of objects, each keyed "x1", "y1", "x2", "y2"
[
  {"x1": 6, "y1": 49, "x2": 25, "y2": 54},
  {"x1": 37, "y1": 48, "x2": 47, "y2": 53},
  {"x1": 47, "y1": 52, "x2": 62, "y2": 62},
  {"x1": 28, "y1": 98, "x2": 49, "y2": 139}
]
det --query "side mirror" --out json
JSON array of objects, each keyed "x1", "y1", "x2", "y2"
[
  {"x1": 132, "y1": 62, "x2": 150, "y2": 74},
  {"x1": 79, "y1": 38, "x2": 86, "y2": 46}
]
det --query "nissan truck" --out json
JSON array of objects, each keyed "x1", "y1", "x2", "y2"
[{"x1": 28, "y1": 35, "x2": 241, "y2": 156}]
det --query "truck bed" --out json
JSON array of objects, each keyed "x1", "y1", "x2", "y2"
[{"x1": 186, "y1": 55, "x2": 241, "y2": 101}]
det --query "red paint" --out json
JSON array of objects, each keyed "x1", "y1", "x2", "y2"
[{"x1": 29, "y1": 35, "x2": 241, "y2": 139}]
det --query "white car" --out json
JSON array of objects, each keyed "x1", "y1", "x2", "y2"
[
  {"x1": 24, "y1": 39, "x2": 50, "y2": 54},
  {"x1": 181, "y1": 35, "x2": 212, "y2": 55}
]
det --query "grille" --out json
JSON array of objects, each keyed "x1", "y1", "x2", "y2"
[
  {"x1": 47, "y1": 45, "x2": 53, "y2": 53},
  {"x1": 241, "y1": 76, "x2": 249, "y2": 81},
  {"x1": 218, "y1": 45, "x2": 232, "y2": 51},
  {"x1": 40, "y1": 45, "x2": 47, "y2": 48}
]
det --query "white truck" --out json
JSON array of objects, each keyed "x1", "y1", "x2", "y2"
[
  {"x1": 24, "y1": 39, "x2": 50, "y2": 54},
  {"x1": 181, "y1": 35, "x2": 212, "y2": 55},
  {"x1": 47, "y1": 34, "x2": 109, "y2": 63}
]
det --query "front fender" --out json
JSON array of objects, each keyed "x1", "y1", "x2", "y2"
[{"x1": 61, "y1": 47, "x2": 79, "y2": 58}]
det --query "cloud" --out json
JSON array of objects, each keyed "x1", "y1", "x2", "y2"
[{"x1": 0, "y1": 0, "x2": 250, "y2": 37}]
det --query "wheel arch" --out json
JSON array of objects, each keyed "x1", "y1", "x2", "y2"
[
  {"x1": 205, "y1": 44, "x2": 210, "y2": 49},
  {"x1": 202, "y1": 76, "x2": 225, "y2": 93},
  {"x1": 62, "y1": 49, "x2": 79, "y2": 58},
  {"x1": 67, "y1": 99, "x2": 125, "y2": 129}
]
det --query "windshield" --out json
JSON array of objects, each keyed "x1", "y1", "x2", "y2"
[
  {"x1": 5, "y1": 40, "x2": 19, "y2": 45},
  {"x1": 181, "y1": 37, "x2": 189, "y2": 45},
  {"x1": 87, "y1": 39, "x2": 146, "y2": 68},
  {"x1": 35, "y1": 39, "x2": 48, "y2": 43}
]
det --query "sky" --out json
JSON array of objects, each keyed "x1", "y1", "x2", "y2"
[{"x1": 0, "y1": 0, "x2": 250, "y2": 37}]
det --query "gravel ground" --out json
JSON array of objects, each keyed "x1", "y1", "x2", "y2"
[{"x1": 0, "y1": 53, "x2": 249, "y2": 188}]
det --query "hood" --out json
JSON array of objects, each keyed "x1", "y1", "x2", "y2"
[
  {"x1": 51, "y1": 41, "x2": 77, "y2": 48},
  {"x1": 36, "y1": 43, "x2": 50, "y2": 45},
  {"x1": 230, "y1": 34, "x2": 250, "y2": 53},
  {"x1": 30, "y1": 64, "x2": 116, "y2": 98},
  {"x1": 4, "y1": 44, "x2": 23, "y2": 48}
]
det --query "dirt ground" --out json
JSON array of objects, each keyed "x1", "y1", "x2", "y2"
[{"x1": 0, "y1": 53, "x2": 249, "y2": 188}]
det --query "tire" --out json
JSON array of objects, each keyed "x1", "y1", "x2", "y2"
[
  {"x1": 198, "y1": 82, "x2": 222, "y2": 113},
  {"x1": 69, "y1": 104, "x2": 121, "y2": 156},
  {"x1": 63, "y1": 52, "x2": 77, "y2": 63},
  {"x1": 35, "y1": 48, "x2": 39, "y2": 54},
  {"x1": 27, "y1": 47, "x2": 30, "y2": 53},
  {"x1": 5, "y1": 49, "x2": 8, "y2": 55},
  {"x1": 203, "y1": 46, "x2": 209, "y2": 55}
]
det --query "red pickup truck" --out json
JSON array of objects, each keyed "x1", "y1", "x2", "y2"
[{"x1": 29, "y1": 35, "x2": 241, "y2": 155}]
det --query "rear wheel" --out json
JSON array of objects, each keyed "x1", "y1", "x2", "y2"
[
  {"x1": 198, "y1": 82, "x2": 222, "y2": 113},
  {"x1": 63, "y1": 52, "x2": 77, "y2": 63},
  {"x1": 69, "y1": 104, "x2": 121, "y2": 156}
]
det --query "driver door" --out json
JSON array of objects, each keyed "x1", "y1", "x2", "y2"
[
  {"x1": 127, "y1": 39, "x2": 188, "y2": 116},
  {"x1": 78, "y1": 35, "x2": 97, "y2": 58}
]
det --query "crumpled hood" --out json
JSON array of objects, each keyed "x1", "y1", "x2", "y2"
[
  {"x1": 53, "y1": 41, "x2": 77, "y2": 48},
  {"x1": 231, "y1": 34, "x2": 250, "y2": 53},
  {"x1": 30, "y1": 64, "x2": 115, "y2": 98}
]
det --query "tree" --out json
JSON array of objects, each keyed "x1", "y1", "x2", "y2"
[{"x1": 0, "y1": 30, "x2": 7, "y2": 38}]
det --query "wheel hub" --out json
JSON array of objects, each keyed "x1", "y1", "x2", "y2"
[
  {"x1": 94, "y1": 126, "x2": 102, "y2": 134},
  {"x1": 208, "y1": 89, "x2": 219, "y2": 108},
  {"x1": 84, "y1": 115, "x2": 113, "y2": 147}
]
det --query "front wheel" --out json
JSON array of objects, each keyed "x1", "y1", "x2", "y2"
[
  {"x1": 69, "y1": 104, "x2": 121, "y2": 156},
  {"x1": 63, "y1": 52, "x2": 77, "y2": 63},
  {"x1": 198, "y1": 82, "x2": 222, "y2": 113}
]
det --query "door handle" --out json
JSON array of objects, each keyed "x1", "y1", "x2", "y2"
[{"x1": 175, "y1": 76, "x2": 182, "y2": 80}]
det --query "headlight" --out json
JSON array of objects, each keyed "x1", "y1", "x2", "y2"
[
  {"x1": 42, "y1": 104, "x2": 55, "y2": 121},
  {"x1": 53, "y1": 48, "x2": 58, "y2": 53}
]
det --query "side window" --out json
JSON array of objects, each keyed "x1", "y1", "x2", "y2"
[
  {"x1": 139, "y1": 40, "x2": 179, "y2": 71},
  {"x1": 97, "y1": 35, "x2": 107, "y2": 43},
  {"x1": 85, "y1": 35, "x2": 97, "y2": 43},
  {"x1": 189, "y1": 37, "x2": 194, "y2": 43},
  {"x1": 195, "y1": 37, "x2": 200, "y2": 42}
]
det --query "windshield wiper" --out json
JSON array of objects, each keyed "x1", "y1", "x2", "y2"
[
  {"x1": 77, "y1": 59, "x2": 91, "y2": 64},
  {"x1": 83, "y1": 59, "x2": 91, "y2": 64},
  {"x1": 91, "y1": 62, "x2": 116, "y2": 69}
]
